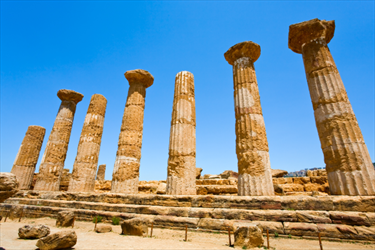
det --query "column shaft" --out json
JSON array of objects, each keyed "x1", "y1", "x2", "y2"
[
  {"x1": 233, "y1": 57, "x2": 274, "y2": 196},
  {"x1": 96, "y1": 164, "x2": 106, "y2": 181},
  {"x1": 69, "y1": 94, "x2": 107, "y2": 192},
  {"x1": 302, "y1": 41, "x2": 375, "y2": 195},
  {"x1": 166, "y1": 71, "x2": 196, "y2": 195},
  {"x1": 11, "y1": 126, "x2": 46, "y2": 189},
  {"x1": 111, "y1": 83, "x2": 146, "y2": 193}
]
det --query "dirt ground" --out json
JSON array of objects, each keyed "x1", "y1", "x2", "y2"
[{"x1": 0, "y1": 217, "x2": 373, "y2": 250}]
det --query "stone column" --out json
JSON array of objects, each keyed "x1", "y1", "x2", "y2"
[
  {"x1": 34, "y1": 89, "x2": 84, "y2": 191},
  {"x1": 96, "y1": 164, "x2": 106, "y2": 181},
  {"x1": 288, "y1": 18, "x2": 375, "y2": 195},
  {"x1": 68, "y1": 94, "x2": 107, "y2": 192},
  {"x1": 111, "y1": 69, "x2": 154, "y2": 194},
  {"x1": 11, "y1": 126, "x2": 46, "y2": 190},
  {"x1": 224, "y1": 41, "x2": 274, "y2": 196},
  {"x1": 166, "y1": 71, "x2": 196, "y2": 195}
]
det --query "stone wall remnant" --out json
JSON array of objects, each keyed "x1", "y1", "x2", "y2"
[
  {"x1": 166, "y1": 71, "x2": 196, "y2": 195},
  {"x1": 96, "y1": 164, "x2": 106, "y2": 181},
  {"x1": 111, "y1": 69, "x2": 154, "y2": 194},
  {"x1": 288, "y1": 18, "x2": 375, "y2": 195},
  {"x1": 11, "y1": 126, "x2": 46, "y2": 190},
  {"x1": 34, "y1": 89, "x2": 83, "y2": 191},
  {"x1": 69, "y1": 94, "x2": 107, "y2": 192},
  {"x1": 224, "y1": 41, "x2": 274, "y2": 196}
]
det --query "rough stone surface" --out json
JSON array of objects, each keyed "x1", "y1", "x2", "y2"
[
  {"x1": 59, "y1": 169, "x2": 71, "y2": 191},
  {"x1": 272, "y1": 169, "x2": 288, "y2": 178},
  {"x1": 220, "y1": 170, "x2": 239, "y2": 179},
  {"x1": 11, "y1": 126, "x2": 46, "y2": 190},
  {"x1": 233, "y1": 222, "x2": 264, "y2": 249},
  {"x1": 34, "y1": 89, "x2": 84, "y2": 192},
  {"x1": 36, "y1": 230, "x2": 77, "y2": 250},
  {"x1": 0, "y1": 172, "x2": 19, "y2": 203},
  {"x1": 288, "y1": 18, "x2": 375, "y2": 196},
  {"x1": 225, "y1": 41, "x2": 274, "y2": 196},
  {"x1": 96, "y1": 164, "x2": 106, "y2": 181},
  {"x1": 121, "y1": 217, "x2": 149, "y2": 236},
  {"x1": 18, "y1": 224, "x2": 50, "y2": 239},
  {"x1": 69, "y1": 94, "x2": 107, "y2": 192},
  {"x1": 195, "y1": 168, "x2": 203, "y2": 179},
  {"x1": 56, "y1": 211, "x2": 75, "y2": 227},
  {"x1": 111, "y1": 69, "x2": 154, "y2": 194},
  {"x1": 166, "y1": 71, "x2": 196, "y2": 195},
  {"x1": 95, "y1": 224, "x2": 112, "y2": 233},
  {"x1": 156, "y1": 182, "x2": 167, "y2": 194}
]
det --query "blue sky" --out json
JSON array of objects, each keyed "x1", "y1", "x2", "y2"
[{"x1": 1, "y1": 1, "x2": 374, "y2": 181}]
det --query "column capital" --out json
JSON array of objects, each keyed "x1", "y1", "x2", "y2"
[
  {"x1": 288, "y1": 18, "x2": 335, "y2": 54},
  {"x1": 224, "y1": 41, "x2": 261, "y2": 65},
  {"x1": 57, "y1": 89, "x2": 84, "y2": 103},
  {"x1": 124, "y1": 69, "x2": 154, "y2": 88}
]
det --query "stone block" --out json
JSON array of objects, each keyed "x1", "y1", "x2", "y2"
[
  {"x1": 56, "y1": 211, "x2": 74, "y2": 227},
  {"x1": 18, "y1": 224, "x2": 50, "y2": 239},
  {"x1": 284, "y1": 222, "x2": 318, "y2": 236},
  {"x1": 0, "y1": 172, "x2": 19, "y2": 203},
  {"x1": 293, "y1": 177, "x2": 311, "y2": 185},
  {"x1": 121, "y1": 217, "x2": 148, "y2": 236},
  {"x1": 233, "y1": 222, "x2": 264, "y2": 249},
  {"x1": 95, "y1": 224, "x2": 112, "y2": 233},
  {"x1": 354, "y1": 226, "x2": 375, "y2": 241},
  {"x1": 251, "y1": 221, "x2": 284, "y2": 234},
  {"x1": 271, "y1": 169, "x2": 288, "y2": 178},
  {"x1": 296, "y1": 211, "x2": 331, "y2": 224},
  {"x1": 330, "y1": 211, "x2": 371, "y2": 226},
  {"x1": 304, "y1": 183, "x2": 325, "y2": 192},
  {"x1": 36, "y1": 230, "x2": 77, "y2": 250},
  {"x1": 195, "y1": 168, "x2": 203, "y2": 179},
  {"x1": 280, "y1": 184, "x2": 304, "y2": 192}
]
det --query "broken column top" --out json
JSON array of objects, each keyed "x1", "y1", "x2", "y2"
[
  {"x1": 288, "y1": 18, "x2": 335, "y2": 54},
  {"x1": 124, "y1": 69, "x2": 154, "y2": 88},
  {"x1": 224, "y1": 41, "x2": 261, "y2": 65},
  {"x1": 57, "y1": 89, "x2": 84, "y2": 103}
]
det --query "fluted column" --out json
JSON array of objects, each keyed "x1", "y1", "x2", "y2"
[
  {"x1": 34, "y1": 89, "x2": 84, "y2": 191},
  {"x1": 68, "y1": 94, "x2": 107, "y2": 192},
  {"x1": 224, "y1": 41, "x2": 274, "y2": 196},
  {"x1": 288, "y1": 18, "x2": 375, "y2": 195},
  {"x1": 96, "y1": 164, "x2": 106, "y2": 181},
  {"x1": 11, "y1": 126, "x2": 46, "y2": 190},
  {"x1": 111, "y1": 69, "x2": 154, "y2": 194},
  {"x1": 166, "y1": 71, "x2": 196, "y2": 195}
]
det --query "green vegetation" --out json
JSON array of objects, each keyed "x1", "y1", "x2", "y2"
[
  {"x1": 274, "y1": 232, "x2": 279, "y2": 237},
  {"x1": 112, "y1": 216, "x2": 120, "y2": 225},
  {"x1": 288, "y1": 234, "x2": 292, "y2": 238},
  {"x1": 93, "y1": 215, "x2": 103, "y2": 223}
]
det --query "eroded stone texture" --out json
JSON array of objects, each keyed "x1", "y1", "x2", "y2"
[
  {"x1": 69, "y1": 94, "x2": 107, "y2": 192},
  {"x1": 34, "y1": 90, "x2": 83, "y2": 192},
  {"x1": 11, "y1": 126, "x2": 46, "y2": 190},
  {"x1": 288, "y1": 18, "x2": 375, "y2": 196},
  {"x1": 166, "y1": 71, "x2": 196, "y2": 195},
  {"x1": 111, "y1": 70, "x2": 154, "y2": 194},
  {"x1": 224, "y1": 41, "x2": 274, "y2": 196},
  {"x1": 96, "y1": 164, "x2": 106, "y2": 181}
]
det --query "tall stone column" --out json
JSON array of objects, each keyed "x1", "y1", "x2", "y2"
[
  {"x1": 34, "y1": 89, "x2": 84, "y2": 191},
  {"x1": 224, "y1": 41, "x2": 274, "y2": 196},
  {"x1": 111, "y1": 69, "x2": 154, "y2": 194},
  {"x1": 288, "y1": 18, "x2": 375, "y2": 195},
  {"x1": 96, "y1": 164, "x2": 106, "y2": 181},
  {"x1": 166, "y1": 71, "x2": 196, "y2": 195},
  {"x1": 11, "y1": 126, "x2": 46, "y2": 190},
  {"x1": 68, "y1": 94, "x2": 107, "y2": 192}
]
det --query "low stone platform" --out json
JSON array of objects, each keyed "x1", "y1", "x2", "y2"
[{"x1": 1, "y1": 191, "x2": 374, "y2": 241}]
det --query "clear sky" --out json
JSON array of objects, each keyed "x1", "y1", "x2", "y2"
[{"x1": 1, "y1": 1, "x2": 374, "y2": 181}]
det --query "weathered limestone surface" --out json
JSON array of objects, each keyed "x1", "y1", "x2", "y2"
[
  {"x1": 69, "y1": 94, "x2": 107, "y2": 192},
  {"x1": 233, "y1": 222, "x2": 264, "y2": 248},
  {"x1": 36, "y1": 230, "x2": 77, "y2": 250},
  {"x1": 121, "y1": 217, "x2": 149, "y2": 236},
  {"x1": 0, "y1": 172, "x2": 19, "y2": 202},
  {"x1": 56, "y1": 211, "x2": 75, "y2": 227},
  {"x1": 18, "y1": 224, "x2": 50, "y2": 239},
  {"x1": 95, "y1": 224, "x2": 112, "y2": 233},
  {"x1": 96, "y1": 164, "x2": 106, "y2": 181},
  {"x1": 111, "y1": 70, "x2": 154, "y2": 194},
  {"x1": 224, "y1": 41, "x2": 274, "y2": 196},
  {"x1": 11, "y1": 126, "x2": 46, "y2": 190},
  {"x1": 34, "y1": 89, "x2": 83, "y2": 192},
  {"x1": 167, "y1": 71, "x2": 196, "y2": 195},
  {"x1": 288, "y1": 18, "x2": 375, "y2": 195}
]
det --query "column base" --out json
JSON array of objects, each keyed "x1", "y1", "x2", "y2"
[
  {"x1": 166, "y1": 175, "x2": 196, "y2": 195},
  {"x1": 111, "y1": 178, "x2": 139, "y2": 194},
  {"x1": 238, "y1": 173, "x2": 274, "y2": 196}
]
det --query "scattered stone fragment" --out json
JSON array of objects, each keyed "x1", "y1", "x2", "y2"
[
  {"x1": 121, "y1": 217, "x2": 149, "y2": 236},
  {"x1": 56, "y1": 211, "x2": 74, "y2": 227},
  {"x1": 95, "y1": 224, "x2": 112, "y2": 233},
  {"x1": 271, "y1": 169, "x2": 288, "y2": 178},
  {"x1": 36, "y1": 230, "x2": 77, "y2": 250},
  {"x1": 233, "y1": 222, "x2": 264, "y2": 249},
  {"x1": 0, "y1": 172, "x2": 19, "y2": 203},
  {"x1": 156, "y1": 182, "x2": 166, "y2": 194},
  {"x1": 220, "y1": 170, "x2": 238, "y2": 179},
  {"x1": 195, "y1": 168, "x2": 203, "y2": 179},
  {"x1": 18, "y1": 224, "x2": 50, "y2": 239}
]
